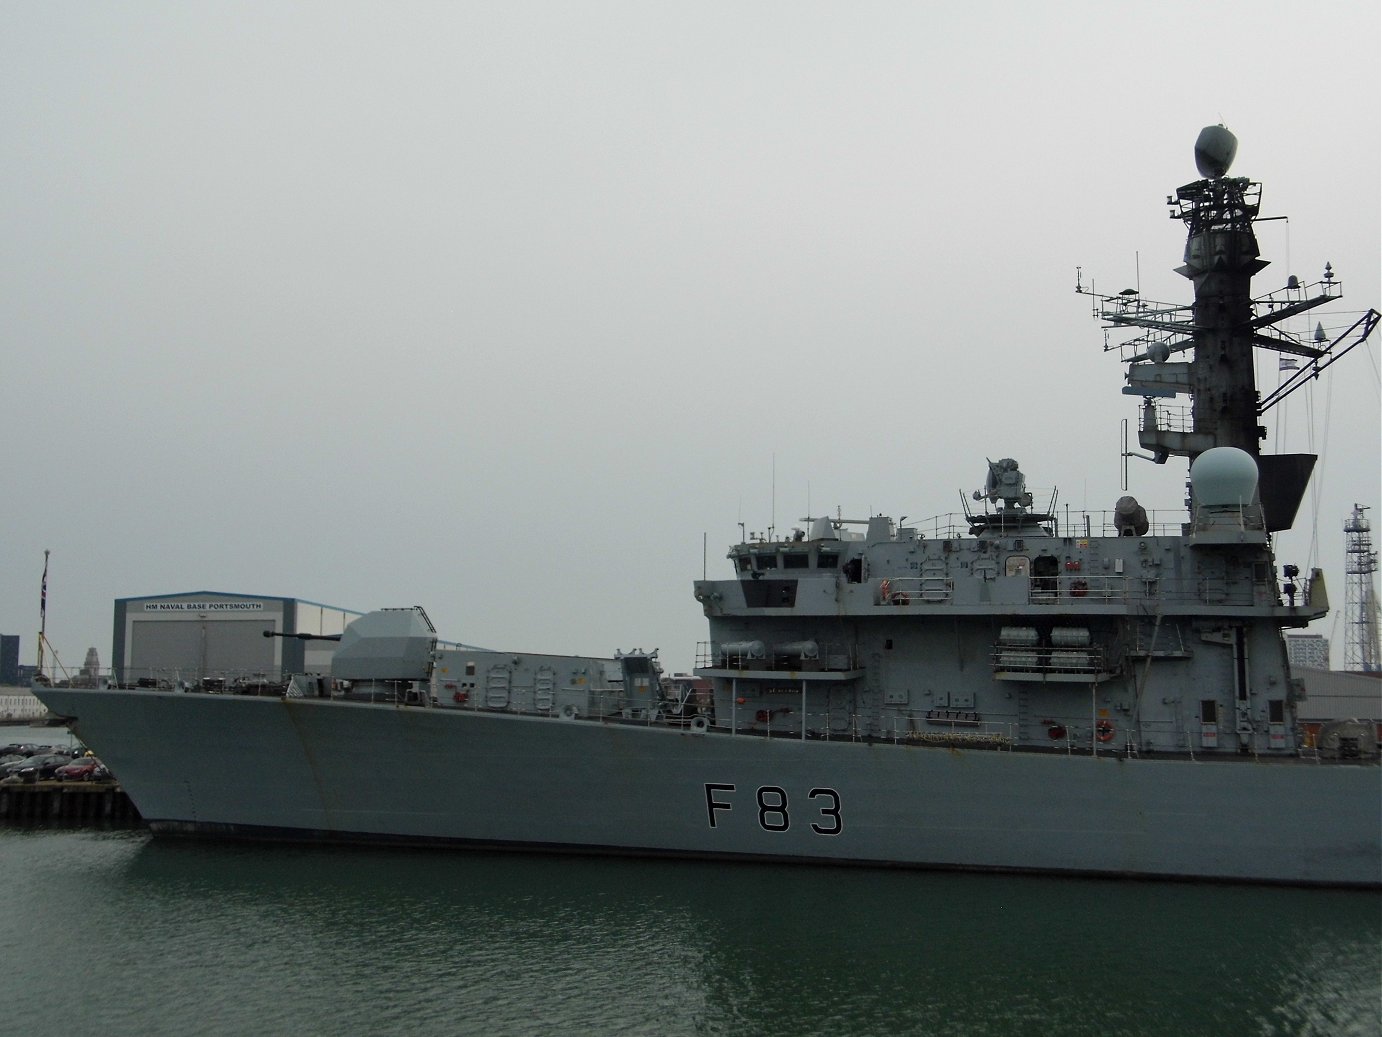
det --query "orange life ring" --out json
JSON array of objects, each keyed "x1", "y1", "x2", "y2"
[
  {"x1": 452, "y1": 690, "x2": 468, "y2": 704},
  {"x1": 1070, "y1": 580, "x2": 1088, "y2": 598},
  {"x1": 1096, "y1": 719, "x2": 1115, "y2": 742}
]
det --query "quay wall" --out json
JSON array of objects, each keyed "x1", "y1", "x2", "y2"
[{"x1": 0, "y1": 781, "x2": 143, "y2": 826}]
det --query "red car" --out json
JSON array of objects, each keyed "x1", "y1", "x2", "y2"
[{"x1": 55, "y1": 757, "x2": 110, "y2": 782}]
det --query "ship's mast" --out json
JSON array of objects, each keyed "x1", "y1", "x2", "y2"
[
  {"x1": 1080, "y1": 125, "x2": 1379, "y2": 532},
  {"x1": 1343, "y1": 504, "x2": 1380, "y2": 672},
  {"x1": 1167, "y1": 168, "x2": 1266, "y2": 458},
  {"x1": 36, "y1": 549, "x2": 49, "y2": 679}
]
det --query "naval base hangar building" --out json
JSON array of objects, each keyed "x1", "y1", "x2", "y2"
[{"x1": 113, "y1": 592, "x2": 361, "y2": 685}]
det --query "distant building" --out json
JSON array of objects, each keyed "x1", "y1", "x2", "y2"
[
  {"x1": 113, "y1": 592, "x2": 362, "y2": 685},
  {"x1": 1285, "y1": 633, "x2": 1329, "y2": 671},
  {"x1": 0, "y1": 691, "x2": 44, "y2": 722},
  {"x1": 0, "y1": 634, "x2": 18, "y2": 686},
  {"x1": 1295, "y1": 668, "x2": 1382, "y2": 729}
]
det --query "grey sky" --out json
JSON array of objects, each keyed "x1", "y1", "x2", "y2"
[{"x1": 3, "y1": 1, "x2": 1378, "y2": 674}]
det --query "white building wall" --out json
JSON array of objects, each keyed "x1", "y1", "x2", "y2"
[{"x1": 1285, "y1": 634, "x2": 1329, "y2": 671}]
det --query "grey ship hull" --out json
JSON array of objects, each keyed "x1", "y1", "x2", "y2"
[{"x1": 34, "y1": 685, "x2": 1381, "y2": 887}]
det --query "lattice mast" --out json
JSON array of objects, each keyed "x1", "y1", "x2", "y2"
[{"x1": 1343, "y1": 504, "x2": 1380, "y2": 672}]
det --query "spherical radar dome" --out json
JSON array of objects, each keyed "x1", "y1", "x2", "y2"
[
  {"x1": 1190, "y1": 447, "x2": 1258, "y2": 507},
  {"x1": 1194, "y1": 124, "x2": 1237, "y2": 179}
]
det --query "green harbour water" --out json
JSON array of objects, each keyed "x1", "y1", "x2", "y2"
[{"x1": 2, "y1": 728, "x2": 1378, "y2": 1036}]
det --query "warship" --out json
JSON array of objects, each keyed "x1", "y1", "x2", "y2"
[{"x1": 34, "y1": 128, "x2": 1381, "y2": 886}]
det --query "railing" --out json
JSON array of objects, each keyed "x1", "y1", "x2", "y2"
[
  {"x1": 36, "y1": 666, "x2": 289, "y2": 691},
  {"x1": 909, "y1": 509, "x2": 1186, "y2": 540},
  {"x1": 699, "y1": 698, "x2": 1020, "y2": 747},
  {"x1": 1190, "y1": 502, "x2": 1266, "y2": 534},
  {"x1": 866, "y1": 573, "x2": 1274, "y2": 608},
  {"x1": 1026, "y1": 575, "x2": 1123, "y2": 604},
  {"x1": 876, "y1": 577, "x2": 952, "y2": 605},
  {"x1": 1141, "y1": 401, "x2": 1193, "y2": 435},
  {"x1": 1026, "y1": 574, "x2": 1272, "y2": 607},
  {"x1": 990, "y1": 645, "x2": 1112, "y2": 677},
  {"x1": 694, "y1": 642, "x2": 859, "y2": 672}
]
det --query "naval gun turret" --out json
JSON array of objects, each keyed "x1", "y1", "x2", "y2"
[{"x1": 328, "y1": 607, "x2": 438, "y2": 699}]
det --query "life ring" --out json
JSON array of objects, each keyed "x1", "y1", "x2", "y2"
[
  {"x1": 452, "y1": 690, "x2": 468, "y2": 704},
  {"x1": 689, "y1": 715, "x2": 710, "y2": 734},
  {"x1": 1070, "y1": 579, "x2": 1088, "y2": 598},
  {"x1": 1096, "y1": 719, "x2": 1115, "y2": 742},
  {"x1": 560, "y1": 703, "x2": 579, "y2": 721},
  {"x1": 879, "y1": 578, "x2": 892, "y2": 602}
]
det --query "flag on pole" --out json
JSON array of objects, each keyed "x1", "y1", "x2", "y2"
[{"x1": 1279, "y1": 357, "x2": 1299, "y2": 371}]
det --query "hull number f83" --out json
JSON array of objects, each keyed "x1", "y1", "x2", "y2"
[{"x1": 703, "y1": 783, "x2": 843, "y2": 835}]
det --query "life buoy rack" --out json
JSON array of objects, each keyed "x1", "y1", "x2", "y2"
[
  {"x1": 1096, "y1": 719, "x2": 1115, "y2": 743},
  {"x1": 1070, "y1": 579, "x2": 1088, "y2": 598}
]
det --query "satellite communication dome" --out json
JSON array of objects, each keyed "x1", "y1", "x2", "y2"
[
  {"x1": 1194, "y1": 124, "x2": 1237, "y2": 179},
  {"x1": 1190, "y1": 447, "x2": 1258, "y2": 507}
]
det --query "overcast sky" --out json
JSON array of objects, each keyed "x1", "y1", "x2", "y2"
[{"x1": 2, "y1": 1, "x2": 1378, "y2": 675}]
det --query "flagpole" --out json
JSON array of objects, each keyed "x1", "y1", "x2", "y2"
[{"x1": 37, "y1": 549, "x2": 49, "y2": 678}]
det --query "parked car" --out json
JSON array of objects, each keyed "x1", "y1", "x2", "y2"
[
  {"x1": 55, "y1": 757, "x2": 110, "y2": 782},
  {"x1": 0, "y1": 743, "x2": 45, "y2": 757},
  {"x1": 0, "y1": 753, "x2": 72, "y2": 781}
]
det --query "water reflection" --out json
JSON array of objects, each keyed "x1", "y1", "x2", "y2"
[{"x1": 4, "y1": 830, "x2": 1378, "y2": 1036}]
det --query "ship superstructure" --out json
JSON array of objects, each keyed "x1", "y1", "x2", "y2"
[{"x1": 693, "y1": 455, "x2": 1321, "y2": 758}]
